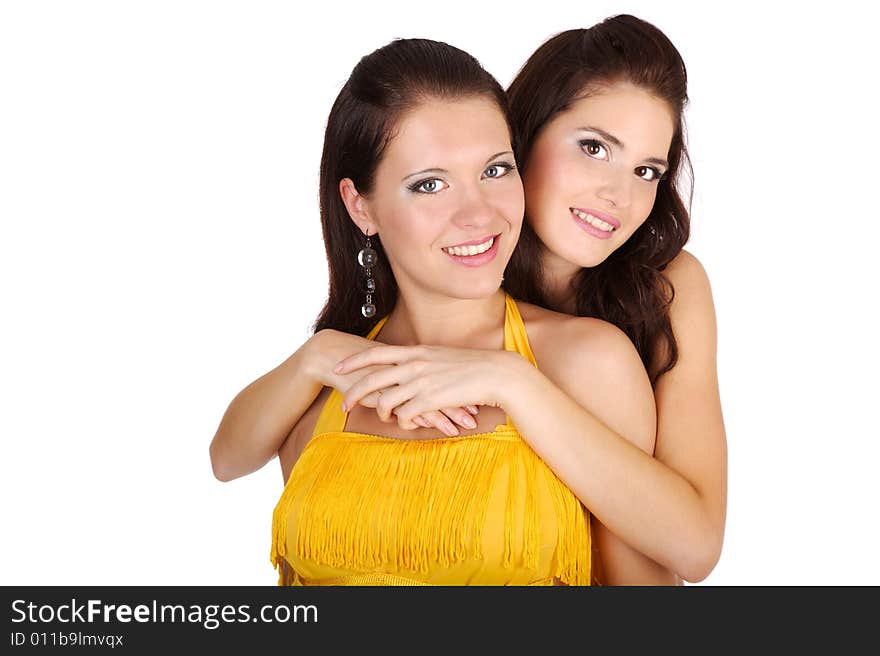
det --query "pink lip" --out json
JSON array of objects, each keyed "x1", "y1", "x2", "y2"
[
  {"x1": 442, "y1": 234, "x2": 499, "y2": 249},
  {"x1": 442, "y1": 234, "x2": 500, "y2": 268},
  {"x1": 570, "y1": 207, "x2": 621, "y2": 230}
]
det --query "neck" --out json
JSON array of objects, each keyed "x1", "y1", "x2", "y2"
[
  {"x1": 380, "y1": 287, "x2": 507, "y2": 349},
  {"x1": 539, "y1": 243, "x2": 580, "y2": 315}
]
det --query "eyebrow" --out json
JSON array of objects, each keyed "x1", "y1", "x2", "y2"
[
  {"x1": 577, "y1": 126, "x2": 669, "y2": 169},
  {"x1": 401, "y1": 150, "x2": 515, "y2": 182}
]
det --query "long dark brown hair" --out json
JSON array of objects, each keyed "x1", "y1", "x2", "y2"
[
  {"x1": 312, "y1": 38, "x2": 512, "y2": 336},
  {"x1": 503, "y1": 15, "x2": 693, "y2": 384}
]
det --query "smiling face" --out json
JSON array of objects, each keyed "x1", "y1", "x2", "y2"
[
  {"x1": 523, "y1": 81, "x2": 676, "y2": 274},
  {"x1": 356, "y1": 96, "x2": 524, "y2": 303}
]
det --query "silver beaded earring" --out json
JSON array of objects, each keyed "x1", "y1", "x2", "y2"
[{"x1": 358, "y1": 231, "x2": 378, "y2": 318}]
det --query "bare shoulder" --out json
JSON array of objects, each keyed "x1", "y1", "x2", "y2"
[
  {"x1": 516, "y1": 299, "x2": 623, "y2": 344},
  {"x1": 513, "y1": 299, "x2": 656, "y2": 453},
  {"x1": 515, "y1": 299, "x2": 640, "y2": 375},
  {"x1": 664, "y1": 249, "x2": 714, "y2": 300}
]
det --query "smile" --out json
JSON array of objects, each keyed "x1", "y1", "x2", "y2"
[
  {"x1": 441, "y1": 234, "x2": 501, "y2": 268},
  {"x1": 571, "y1": 208, "x2": 616, "y2": 232},
  {"x1": 441, "y1": 236, "x2": 495, "y2": 256}
]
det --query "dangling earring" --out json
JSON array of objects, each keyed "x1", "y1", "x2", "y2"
[{"x1": 357, "y1": 230, "x2": 378, "y2": 318}]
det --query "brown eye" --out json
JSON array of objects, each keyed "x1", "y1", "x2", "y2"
[
  {"x1": 635, "y1": 166, "x2": 661, "y2": 182},
  {"x1": 579, "y1": 139, "x2": 609, "y2": 160}
]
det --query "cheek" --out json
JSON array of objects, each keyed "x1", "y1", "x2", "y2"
[
  {"x1": 523, "y1": 148, "x2": 556, "y2": 207},
  {"x1": 378, "y1": 206, "x2": 428, "y2": 260},
  {"x1": 526, "y1": 137, "x2": 586, "y2": 202},
  {"x1": 501, "y1": 181, "x2": 525, "y2": 228},
  {"x1": 380, "y1": 205, "x2": 410, "y2": 240},
  {"x1": 524, "y1": 156, "x2": 577, "y2": 234},
  {"x1": 631, "y1": 185, "x2": 660, "y2": 228}
]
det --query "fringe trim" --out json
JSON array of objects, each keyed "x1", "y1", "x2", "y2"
[
  {"x1": 523, "y1": 447, "x2": 540, "y2": 570},
  {"x1": 270, "y1": 435, "x2": 337, "y2": 586},
  {"x1": 503, "y1": 444, "x2": 541, "y2": 569},
  {"x1": 544, "y1": 463, "x2": 592, "y2": 586},
  {"x1": 291, "y1": 435, "x2": 513, "y2": 574},
  {"x1": 271, "y1": 431, "x2": 591, "y2": 586}
]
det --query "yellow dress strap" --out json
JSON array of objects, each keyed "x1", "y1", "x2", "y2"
[
  {"x1": 311, "y1": 316, "x2": 389, "y2": 436},
  {"x1": 503, "y1": 292, "x2": 537, "y2": 366},
  {"x1": 502, "y1": 293, "x2": 537, "y2": 429}
]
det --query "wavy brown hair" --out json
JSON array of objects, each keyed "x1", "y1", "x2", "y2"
[
  {"x1": 503, "y1": 15, "x2": 693, "y2": 384},
  {"x1": 312, "y1": 38, "x2": 512, "y2": 336}
]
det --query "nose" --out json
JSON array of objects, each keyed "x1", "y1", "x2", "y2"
[
  {"x1": 595, "y1": 168, "x2": 633, "y2": 209},
  {"x1": 451, "y1": 184, "x2": 495, "y2": 230}
]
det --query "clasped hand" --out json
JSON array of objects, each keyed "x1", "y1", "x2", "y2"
[{"x1": 333, "y1": 344, "x2": 515, "y2": 436}]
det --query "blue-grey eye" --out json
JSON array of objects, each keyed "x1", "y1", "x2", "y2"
[
  {"x1": 408, "y1": 178, "x2": 448, "y2": 194},
  {"x1": 482, "y1": 163, "x2": 514, "y2": 179}
]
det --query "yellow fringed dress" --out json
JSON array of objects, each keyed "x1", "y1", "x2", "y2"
[{"x1": 271, "y1": 293, "x2": 592, "y2": 585}]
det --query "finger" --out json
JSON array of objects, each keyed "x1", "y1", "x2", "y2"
[
  {"x1": 358, "y1": 391, "x2": 381, "y2": 408},
  {"x1": 412, "y1": 415, "x2": 430, "y2": 428},
  {"x1": 441, "y1": 407, "x2": 477, "y2": 430},
  {"x1": 395, "y1": 413, "x2": 422, "y2": 431},
  {"x1": 418, "y1": 410, "x2": 459, "y2": 437},
  {"x1": 393, "y1": 399, "x2": 467, "y2": 437},
  {"x1": 394, "y1": 405, "x2": 459, "y2": 437},
  {"x1": 374, "y1": 383, "x2": 419, "y2": 424},
  {"x1": 334, "y1": 344, "x2": 429, "y2": 374},
  {"x1": 466, "y1": 405, "x2": 479, "y2": 415},
  {"x1": 341, "y1": 365, "x2": 415, "y2": 412}
]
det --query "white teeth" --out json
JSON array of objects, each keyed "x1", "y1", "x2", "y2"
[
  {"x1": 443, "y1": 237, "x2": 495, "y2": 256},
  {"x1": 572, "y1": 209, "x2": 615, "y2": 232}
]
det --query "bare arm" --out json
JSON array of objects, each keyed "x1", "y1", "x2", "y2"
[
  {"x1": 209, "y1": 336, "x2": 323, "y2": 482},
  {"x1": 501, "y1": 252, "x2": 725, "y2": 582},
  {"x1": 209, "y1": 329, "x2": 477, "y2": 481},
  {"x1": 501, "y1": 318, "x2": 676, "y2": 584},
  {"x1": 650, "y1": 250, "x2": 727, "y2": 579},
  {"x1": 209, "y1": 329, "x2": 380, "y2": 482}
]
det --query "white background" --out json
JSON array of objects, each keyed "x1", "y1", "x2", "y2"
[{"x1": 2, "y1": 0, "x2": 878, "y2": 586}]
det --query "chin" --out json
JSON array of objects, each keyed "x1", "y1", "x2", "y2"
[
  {"x1": 445, "y1": 276, "x2": 504, "y2": 300},
  {"x1": 566, "y1": 238, "x2": 629, "y2": 269},
  {"x1": 572, "y1": 252, "x2": 612, "y2": 269}
]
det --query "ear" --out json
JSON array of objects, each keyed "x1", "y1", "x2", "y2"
[{"x1": 339, "y1": 178, "x2": 378, "y2": 236}]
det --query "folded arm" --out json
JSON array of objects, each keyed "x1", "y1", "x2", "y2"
[{"x1": 209, "y1": 329, "x2": 477, "y2": 481}]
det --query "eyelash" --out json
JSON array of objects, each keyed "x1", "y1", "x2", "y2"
[
  {"x1": 407, "y1": 162, "x2": 516, "y2": 194},
  {"x1": 407, "y1": 178, "x2": 443, "y2": 194},
  {"x1": 579, "y1": 138, "x2": 609, "y2": 160},
  {"x1": 636, "y1": 166, "x2": 664, "y2": 182},
  {"x1": 482, "y1": 162, "x2": 516, "y2": 180},
  {"x1": 578, "y1": 139, "x2": 664, "y2": 183}
]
